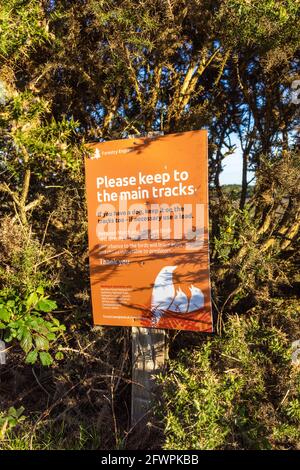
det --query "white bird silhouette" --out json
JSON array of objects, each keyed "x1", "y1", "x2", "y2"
[
  {"x1": 188, "y1": 285, "x2": 204, "y2": 312},
  {"x1": 151, "y1": 266, "x2": 177, "y2": 324},
  {"x1": 168, "y1": 288, "x2": 188, "y2": 313}
]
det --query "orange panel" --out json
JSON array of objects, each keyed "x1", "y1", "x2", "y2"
[{"x1": 85, "y1": 130, "x2": 213, "y2": 332}]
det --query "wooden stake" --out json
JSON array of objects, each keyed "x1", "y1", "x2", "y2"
[
  {"x1": 0, "y1": 340, "x2": 6, "y2": 365},
  {"x1": 131, "y1": 327, "x2": 166, "y2": 427}
]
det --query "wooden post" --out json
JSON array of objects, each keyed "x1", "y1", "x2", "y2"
[
  {"x1": 0, "y1": 340, "x2": 6, "y2": 365},
  {"x1": 131, "y1": 327, "x2": 166, "y2": 427}
]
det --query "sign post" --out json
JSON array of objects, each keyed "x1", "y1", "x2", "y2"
[
  {"x1": 85, "y1": 130, "x2": 212, "y2": 427},
  {"x1": 131, "y1": 326, "x2": 166, "y2": 427}
]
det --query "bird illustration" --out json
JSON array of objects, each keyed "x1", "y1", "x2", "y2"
[
  {"x1": 151, "y1": 266, "x2": 177, "y2": 324},
  {"x1": 150, "y1": 267, "x2": 205, "y2": 324},
  {"x1": 188, "y1": 285, "x2": 204, "y2": 312},
  {"x1": 168, "y1": 287, "x2": 188, "y2": 313}
]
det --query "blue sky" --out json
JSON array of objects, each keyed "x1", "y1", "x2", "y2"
[
  {"x1": 220, "y1": 144, "x2": 243, "y2": 185},
  {"x1": 219, "y1": 134, "x2": 254, "y2": 186}
]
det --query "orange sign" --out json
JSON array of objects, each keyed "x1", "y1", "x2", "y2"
[{"x1": 85, "y1": 131, "x2": 213, "y2": 332}]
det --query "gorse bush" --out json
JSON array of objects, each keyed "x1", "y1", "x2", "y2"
[
  {"x1": 159, "y1": 148, "x2": 300, "y2": 449},
  {"x1": 0, "y1": 219, "x2": 65, "y2": 366},
  {"x1": 0, "y1": 219, "x2": 54, "y2": 294},
  {"x1": 159, "y1": 316, "x2": 300, "y2": 450}
]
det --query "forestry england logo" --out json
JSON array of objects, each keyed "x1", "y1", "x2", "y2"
[
  {"x1": 91, "y1": 148, "x2": 102, "y2": 160},
  {"x1": 91, "y1": 147, "x2": 133, "y2": 160}
]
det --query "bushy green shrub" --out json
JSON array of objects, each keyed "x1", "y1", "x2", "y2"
[
  {"x1": 158, "y1": 316, "x2": 300, "y2": 450},
  {"x1": 0, "y1": 286, "x2": 65, "y2": 365},
  {"x1": 0, "y1": 218, "x2": 65, "y2": 365},
  {"x1": 0, "y1": 407, "x2": 26, "y2": 441}
]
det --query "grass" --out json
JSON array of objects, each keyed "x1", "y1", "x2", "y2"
[{"x1": 0, "y1": 421, "x2": 102, "y2": 450}]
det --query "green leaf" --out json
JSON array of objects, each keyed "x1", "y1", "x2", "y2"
[
  {"x1": 36, "y1": 286, "x2": 44, "y2": 295},
  {"x1": 8, "y1": 407, "x2": 18, "y2": 417},
  {"x1": 15, "y1": 406, "x2": 25, "y2": 419},
  {"x1": 52, "y1": 318, "x2": 61, "y2": 326},
  {"x1": 16, "y1": 325, "x2": 26, "y2": 341},
  {"x1": 20, "y1": 329, "x2": 33, "y2": 353},
  {"x1": 39, "y1": 351, "x2": 53, "y2": 366},
  {"x1": 46, "y1": 332, "x2": 56, "y2": 341},
  {"x1": 0, "y1": 305, "x2": 10, "y2": 322},
  {"x1": 26, "y1": 292, "x2": 38, "y2": 309},
  {"x1": 36, "y1": 299, "x2": 57, "y2": 312},
  {"x1": 55, "y1": 351, "x2": 64, "y2": 361},
  {"x1": 25, "y1": 350, "x2": 38, "y2": 364},
  {"x1": 35, "y1": 335, "x2": 50, "y2": 351}
]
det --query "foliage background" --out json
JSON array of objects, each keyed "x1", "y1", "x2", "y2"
[{"x1": 0, "y1": 0, "x2": 299, "y2": 449}]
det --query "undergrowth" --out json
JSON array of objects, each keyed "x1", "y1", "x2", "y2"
[{"x1": 159, "y1": 315, "x2": 300, "y2": 450}]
